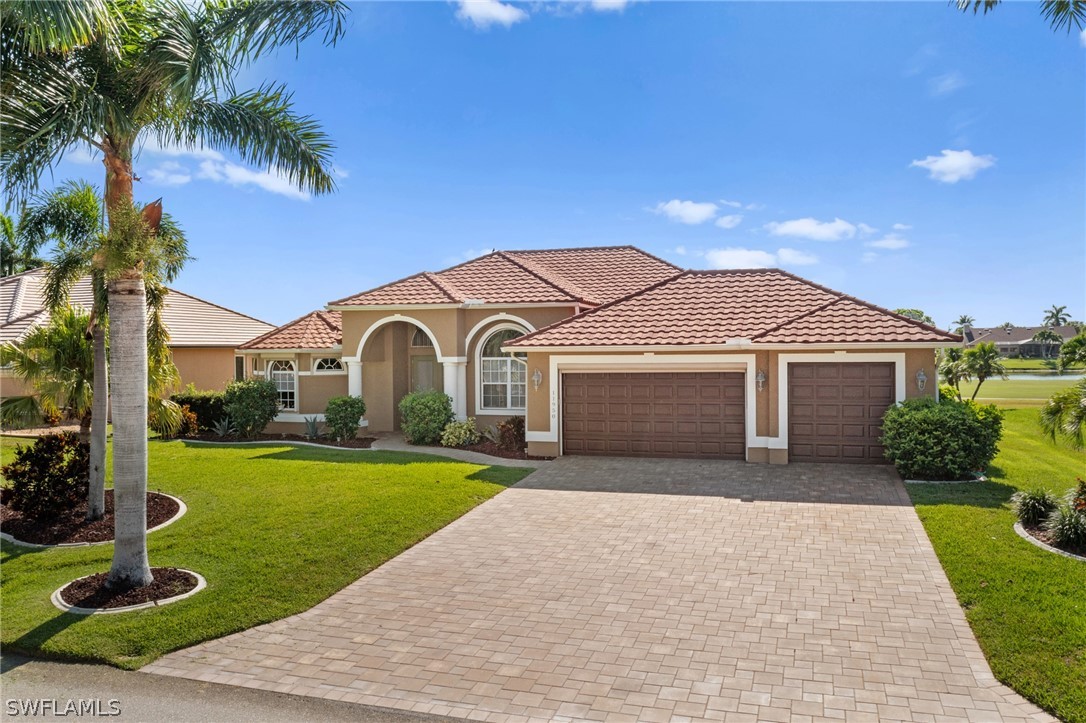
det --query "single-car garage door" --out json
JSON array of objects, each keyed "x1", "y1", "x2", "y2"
[
  {"x1": 562, "y1": 372, "x2": 745, "y2": 459},
  {"x1": 788, "y1": 362, "x2": 894, "y2": 463}
]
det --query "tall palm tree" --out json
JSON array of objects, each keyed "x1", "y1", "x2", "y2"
[
  {"x1": 2, "y1": 0, "x2": 344, "y2": 590},
  {"x1": 1040, "y1": 379, "x2": 1086, "y2": 450},
  {"x1": 956, "y1": 0, "x2": 1086, "y2": 33},
  {"x1": 0, "y1": 307, "x2": 94, "y2": 438},
  {"x1": 952, "y1": 314, "x2": 976, "y2": 335},
  {"x1": 964, "y1": 342, "x2": 1007, "y2": 400},
  {"x1": 1032, "y1": 328, "x2": 1063, "y2": 359},
  {"x1": 1043, "y1": 305, "x2": 1070, "y2": 327},
  {"x1": 938, "y1": 347, "x2": 970, "y2": 401},
  {"x1": 1057, "y1": 333, "x2": 1086, "y2": 370}
]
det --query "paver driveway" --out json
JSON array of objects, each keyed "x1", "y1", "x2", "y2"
[{"x1": 147, "y1": 457, "x2": 1051, "y2": 722}]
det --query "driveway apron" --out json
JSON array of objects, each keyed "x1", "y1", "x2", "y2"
[{"x1": 146, "y1": 457, "x2": 1052, "y2": 722}]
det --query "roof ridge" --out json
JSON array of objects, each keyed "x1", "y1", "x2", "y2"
[
  {"x1": 239, "y1": 309, "x2": 326, "y2": 349},
  {"x1": 749, "y1": 295, "x2": 847, "y2": 341},
  {"x1": 7, "y1": 274, "x2": 28, "y2": 323},
  {"x1": 161, "y1": 286, "x2": 274, "y2": 327},
  {"x1": 498, "y1": 251, "x2": 587, "y2": 304},
  {"x1": 422, "y1": 272, "x2": 463, "y2": 302},
  {"x1": 508, "y1": 269, "x2": 689, "y2": 346},
  {"x1": 327, "y1": 271, "x2": 458, "y2": 306}
]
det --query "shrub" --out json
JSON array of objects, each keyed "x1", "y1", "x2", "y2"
[
  {"x1": 399, "y1": 390, "x2": 453, "y2": 445},
  {"x1": 325, "y1": 396, "x2": 367, "y2": 441},
  {"x1": 881, "y1": 398, "x2": 1004, "y2": 480},
  {"x1": 303, "y1": 416, "x2": 323, "y2": 440},
  {"x1": 223, "y1": 379, "x2": 279, "y2": 438},
  {"x1": 938, "y1": 383, "x2": 960, "y2": 402},
  {"x1": 1, "y1": 433, "x2": 88, "y2": 520},
  {"x1": 212, "y1": 416, "x2": 235, "y2": 438},
  {"x1": 1010, "y1": 488, "x2": 1060, "y2": 526},
  {"x1": 441, "y1": 418, "x2": 481, "y2": 448},
  {"x1": 1046, "y1": 503, "x2": 1086, "y2": 550},
  {"x1": 497, "y1": 415, "x2": 526, "y2": 452},
  {"x1": 169, "y1": 385, "x2": 226, "y2": 431},
  {"x1": 1071, "y1": 478, "x2": 1086, "y2": 514},
  {"x1": 43, "y1": 409, "x2": 63, "y2": 426}
]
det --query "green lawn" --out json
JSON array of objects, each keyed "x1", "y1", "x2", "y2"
[
  {"x1": 999, "y1": 358, "x2": 1061, "y2": 371},
  {"x1": 908, "y1": 409, "x2": 1086, "y2": 723},
  {"x1": 959, "y1": 376, "x2": 1079, "y2": 405},
  {"x1": 1, "y1": 439, "x2": 532, "y2": 669}
]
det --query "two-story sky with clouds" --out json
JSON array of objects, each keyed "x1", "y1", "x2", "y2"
[{"x1": 49, "y1": 1, "x2": 1085, "y2": 328}]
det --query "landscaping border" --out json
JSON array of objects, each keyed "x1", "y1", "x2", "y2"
[
  {"x1": 903, "y1": 474, "x2": 988, "y2": 485},
  {"x1": 51, "y1": 570, "x2": 207, "y2": 615},
  {"x1": 0, "y1": 493, "x2": 187, "y2": 549},
  {"x1": 1013, "y1": 522, "x2": 1086, "y2": 562},
  {"x1": 181, "y1": 438, "x2": 375, "y2": 452}
]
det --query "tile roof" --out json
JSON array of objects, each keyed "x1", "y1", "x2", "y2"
[
  {"x1": 329, "y1": 246, "x2": 680, "y2": 307},
  {"x1": 240, "y1": 310, "x2": 342, "y2": 350},
  {"x1": 0, "y1": 269, "x2": 274, "y2": 347},
  {"x1": 508, "y1": 269, "x2": 960, "y2": 348},
  {"x1": 964, "y1": 325, "x2": 1078, "y2": 346}
]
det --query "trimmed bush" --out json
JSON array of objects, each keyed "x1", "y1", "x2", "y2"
[
  {"x1": 881, "y1": 398, "x2": 1003, "y2": 481},
  {"x1": 325, "y1": 396, "x2": 367, "y2": 441},
  {"x1": 169, "y1": 385, "x2": 225, "y2": 431},
  {"x1": 399, "y1": 390, "x2": 453, "y2": 445},
  {"x1": 938, "y1": 383, "x2": 960, "y2": 402},
  {"x1": 1, "y1": 433, "x2": 88, "y2": 520},
  {"x1": 1011, "y1": 488, "x2": 1060, "y2": 526},
  {"x1": 1046, "y1": 503, "x2": 1086, "y2": 550},
  {"x1": 497, "y1": 415, "x2": 526, "y2": 452},
  {"x1": 1072, "y1": 478, "x2": 1086, "y2": 514},
  {"x1": 441, "y1": 418, "x2": 481, "y2": 448},
  {"x1": 224, "y1": 379, "x2": 279, "y2": 438}
]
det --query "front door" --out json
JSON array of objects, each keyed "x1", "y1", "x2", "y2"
[{"x1": 411, "y1": 355, "x2": 438, "y2": 392}]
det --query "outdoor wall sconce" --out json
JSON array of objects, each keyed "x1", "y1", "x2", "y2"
[
  {"x1": 532, "y1": 368, "x2": 543, "y2": 391},
  {"x1": 755, "y1": 369, "x2": 766, "y2": 392},
  {"x1": 916, "y1": 368, "x2": 928, "y2": 392}
]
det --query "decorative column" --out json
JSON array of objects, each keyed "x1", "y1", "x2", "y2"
[
  {"x1": 442, "y1": 360, "x2": 468, "y2": 420},
  {"x1": 347, "y1": 360, "x2": 363, "y2": 397}
]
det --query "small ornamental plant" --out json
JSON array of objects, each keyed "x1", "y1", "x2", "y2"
[
  {"x1": 1, "y1": 433, "x2": 89, "y2": 520},
  {"x1": 496, "y1": 415, "x2": 526, "y2": 452},
  {"x1": 325, "y1": 396, "x2": 367, "y2": 441},
  {"x1": 399, "y1": 390, "x2": 453, "y2": 445},
  {"x1": 223, "y1": 379, "x2": 279, "y2": 438},
  {"x1": 441, "y1": 418, "x2": 481, "y2": 448}
]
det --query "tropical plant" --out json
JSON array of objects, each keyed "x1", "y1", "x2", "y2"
[
  {"x1": 223, "y1": 379, "x2": 279, "y2": 438},
  {"x1": 303, "y1": 416, "x2": 323, "y2": 440},
  {"x1": 1, "y1": 210, "x2": 47, "y2": 276},
  {"x1": 952, "y1": 314, "x2": 975, "y2": 334},
  {"x1": 1045, "y1": 503, "x2": 1086, "y2": 549},
  {"x1": 324, "y1": 395, "x2": 366, "y2": 441},
  {"x1": 0, "y1": 307, "x2": 93, "y2": 438},
  {"x1": 1031, "y1": 328, "x2": 1063, "y2": 359},
  {"x1": 956, "y1": 0, "x2": 1086, "y2": 33},
  {"x1": 893, "y1": 308, "x2": 935, "y2": 326},
  {"x1": 963, "y1": 342, "x2": 1006, "y2": 400},
  {"x1": 211, "y1": 416, "x2": 236, "y2": 438},
  {"x1": 1010, "y1": 488, "x2": 1060, "y2": 527},
  {"x1": 2, "y1": 0, "x2": 346, "y2": 590},
  {"x1": 1, "y1": 432, "x2": 89, "y2": 521},
  {"x1": 881, "y1": 398, "x2": 1003, "y2": 480},
  {"x1": 998, "y1": 321, "x2": 1015, "y2": 332},
  {"x1": 1056, "y1": 333, "x2": 1086, "y2": 370},
  {"x1": 399, "y1": 390, "x2": 454, "y2": 445},
  {"x1": 1042, "y1": 304, "x2": 1071, "y2": 327},
  {"x1": 937, "y1": 347, "x2": 969, "y2": 400},
  {"x1": 1039, "y1": 379, "x2": 1086, "y2": 450},
  {"x1": 441, "y1": 418, "x2": 481, "y2": 448},
  {"x1": 497, "y1": 415, "x2": 527, "y2": 452}
]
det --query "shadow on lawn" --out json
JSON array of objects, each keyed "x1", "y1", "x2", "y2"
[
  {"x1": 906, "y1": 477, "x2": 1018, "y2": 509},
  {"x1": 6, "y1": 613, "x2": 88, "y2": 668},
  {"x1": 180, "y1": 441, "x2": 453, "y2": 466},
  {"x1": 1, "y1": 540, "x2": 49, "y2": 562}
]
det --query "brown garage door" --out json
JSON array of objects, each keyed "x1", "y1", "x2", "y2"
[
  {"x1": 562, "y1": 372, "x2": 745, "y2": 459},
  {"x1": 788, "y1": 362, "x2": 894, "y2": 463}
]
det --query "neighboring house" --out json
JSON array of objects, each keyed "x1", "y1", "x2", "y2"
[
  {"x1": 240, "y1": 245, "x2": 959, "y2": 464},
  {"x1": 961, "y1": 324, "x2": 1078, "y2": 358},
  {"x1": 0, "y1": 268, "x2": 275, "y2": 399}
]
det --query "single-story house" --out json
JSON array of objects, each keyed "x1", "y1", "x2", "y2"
[
  {"x1": 0, "y1": 268, "x2": 275, "y2": 398},
  {"x1": 962, "y1": 324, "x2": 1078, "y2": 358},
  {"x1": 239, "y1": 245, "x2": 959, "y2": 463}
]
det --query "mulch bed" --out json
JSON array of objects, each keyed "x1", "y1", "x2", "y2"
[
  {"x1": 0, "y1": 490, "x2": 179, "y2": 546},
  {"x1": 184, "y1": 433, "x2": 375, "y2": 449},
  {"x1": 59, "y1": 568, "x2": 198, "y2": 610},
  {"x1": 460, "y1": 440, "x2": 553, "y2": 461},
  {"x1": 1021, "y1": 524, "x2": 1086, "y2": 558}
]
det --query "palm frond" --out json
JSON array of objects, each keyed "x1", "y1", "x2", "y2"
[
  {"x1": 1040, "y1": 0, "x2": 1086, "y2": 30},
  {"x1": 43, "y1": 245, "x2": 96, "y2": 313},
  {"x1": 0, "y1": 395, "x2": 43, "y2": 427},
  {"x1": 154, "y1": 213, "x2": 192, "y2": 282},
  {"x1": 955, "y1": 0, "x2": 1001, "y2": 15},
  {"x1": 0, "y1": 0, "x2": 119, "y2": 55},
  {"x1": 135, "y1": 1, "x2": 235, "y2": 107},
  {"x1": 209, "y1": 0, "x2": 349, "y2": 62}
]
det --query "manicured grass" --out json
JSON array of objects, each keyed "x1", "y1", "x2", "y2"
[
  {"x1": 908, "y1": 409, "x2": 1086, "y2": 722},
  {"x1": 1, "y1": 439, "x2": 532, "y2": 669},
  {"x1": 999, "y1": 358, "x2": 1061, "y2": 371},
  {"x1": 959, "y1": 376, "x2": 1079, "y2": 404}
]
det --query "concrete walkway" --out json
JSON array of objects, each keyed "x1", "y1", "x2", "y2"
[
  {"x1": 147, "y1": 457, "x2": 1051, "y2": 722},
  {"x1": 369, "y1": 433, "x2": 547, "y2": 469}
]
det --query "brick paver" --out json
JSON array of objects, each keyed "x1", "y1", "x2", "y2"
[{"x1": 146, "y1": 457, "x2": 1052, "y2": 722}]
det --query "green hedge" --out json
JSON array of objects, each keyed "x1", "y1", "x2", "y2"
[
  {"x1": 169, "y1": 387, "x2": 225, "y2": 431},
  {"x1": 399, "y1": 390, "x2": 453, "y2": 445},
  {"x1": 881, "y1": 398, "x2": 1003, "y2": 481}
]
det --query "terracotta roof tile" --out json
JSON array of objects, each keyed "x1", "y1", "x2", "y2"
[
  {"x1": 330, "y1": 273, "x2": 457, "y2": 306},
  {"x1": 437, "y1": 253, "x2": 577, "y2": 304},
  {"x1": 240, "y1": 310, "x2": 342, "y2": 350},
  {"x1": 506, "y1": 247, "x2": 679, "y2": 305},
  {"x1": 509, "y1": 269, "x2": 959, "y2": 347}
]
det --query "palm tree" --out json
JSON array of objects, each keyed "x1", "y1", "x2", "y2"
[
  {"x1": 964, "y1": 342, "x2": 1007, "y2": 400},
  {"x1": 2, "y1": 0, "x2": 345, "y2": 591},
  {"x1": 1043, "y1": 305, "x2": 1070, "y2": 327},
  {"x1": 1040, "y1": 379, "x2": 1086, "y2": 450},
  {"x1": 893, "y1": 308, "x2": 935, "y2": 326},
  {"x1": 998, "y1": 321, "x2": 1015, "y2": 332},
  {"x1": 1057, "y1": 333, "x2": 1086, "y2": 370},
  {"x1": 0, "y1": 307, "x2": 94, "y2": 438},
  {"x1": 952, "y1": 314, "x2": 976, "y2": 335},
  {"x1": 956, "y1": 0, "x2": 1086, "y2": 33},
  {"x1": 1, "y1": 208, "x2": 53, "y2": 277},
  {"x1": 1032, "y1": 328, "x2": 1063, "y2": 359},
  {"x1": 938, "y1": 347, "x2": 970, "y2": 401}
]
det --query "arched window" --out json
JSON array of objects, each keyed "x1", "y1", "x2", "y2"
[
  {"x1": 411, "y1": 326, "x2": 434, "y2": 348},
  {"x1": 268, "y1": 360, "x2": 297, "y2": 410},
  {"x1": 479, "y1": 328, "x2": 527, "y2": 410},
  {"x1": 314, "y1": 357, "x2": 342, "y2": 372}
]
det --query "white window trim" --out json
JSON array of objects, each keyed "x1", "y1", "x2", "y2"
[
  {"x1": 475, "y1": 323, "x2": 528, "y2": 415},
  {"x1": 311, "y1": 357, "x2": 345, "y2": 374},
  {"x1": 267, "y1": 359, "x2": 299, "y2": 412}
]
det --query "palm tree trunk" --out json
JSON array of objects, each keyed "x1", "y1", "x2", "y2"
[
  {"x1": 87, "y1": 324, "x2": 108, "y2": 521},
  {"x1": 971, "y1": 376, "x2": 984, "y2": 401},
  {"x1": 104, "y1": 272, "x2": 152, "y2": 590}
]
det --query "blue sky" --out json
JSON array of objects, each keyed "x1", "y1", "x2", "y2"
[{"x1": 52, "y1": 1, "x2": 1085, "y2": 329}]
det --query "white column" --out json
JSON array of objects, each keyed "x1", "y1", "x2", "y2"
[
  {"x1": 442, "y1": 360, "x2": 468, "y2": 420},
  {"x1": 347, "y1": 360, "x2": 363, "y2": 397}
]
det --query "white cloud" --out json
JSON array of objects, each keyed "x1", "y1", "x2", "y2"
[
  {"x1": 674, "y1": 245, "x2": 687, "y2": 256},
  {"x1": 719, "y1": 199, "x2": 763, "y2": 211},
  {"x1": 719, "y1": 199, "x2": 743, "y2": 208},
  {"x1": 331, "y1": 165, "x2": 350, "y2": 180},
  {"x1": 776, "y1": 248, "x2": 819, "y2": 266},
  {"x1": 892, "y1": 222, "x2": 912, "y2": 231},
  {"x1": 146, "y1": 161, "x2": 192, "y2": 187},
  {"x1": 197, "y1": 160, "x2": 309, "y2": 201},
  {"x1": 1081, "y1": 27, "x2": 1086, "y2": 47},
  {"x1": 764, "y1": 217, "x2": 857, "y2": 241},
  {"x1": 591, "y1": 0, "x2": 628, "y2": 10},
  {"x1": 910, "y1": 149, "x2": 996, "y2": 183},
  {"x1": 456, "y1": 0, "x2": 528, "y2": 29},
  {"x1": 857, "y1": 223, "x2": 878, "y2": 235},
  {"x1": 862, "y1": 251, "x2": 879, "y2": 264},
  {"x1": 865, "y1": 234, "x2": 910, "y2": 250},
  {"x1": 652, "y1": 199, "x2": 718, "y2": 225},
  {"x1": 714, "y1": 214, "x2": 743, "y2": 229},
  {"x1": 929, "y1": 71, "x2": 966, "y2": 96},
  {"x1": 140, "y1": 138, "x2": 225, "y2": 162}
]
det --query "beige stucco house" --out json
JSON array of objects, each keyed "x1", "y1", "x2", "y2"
[
  {"x1": 240, "y1": 245, "x2": 959, "y2": 463},
  {"x1": 0, "y1": 268, "x2": 275, "y2": 399}
]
